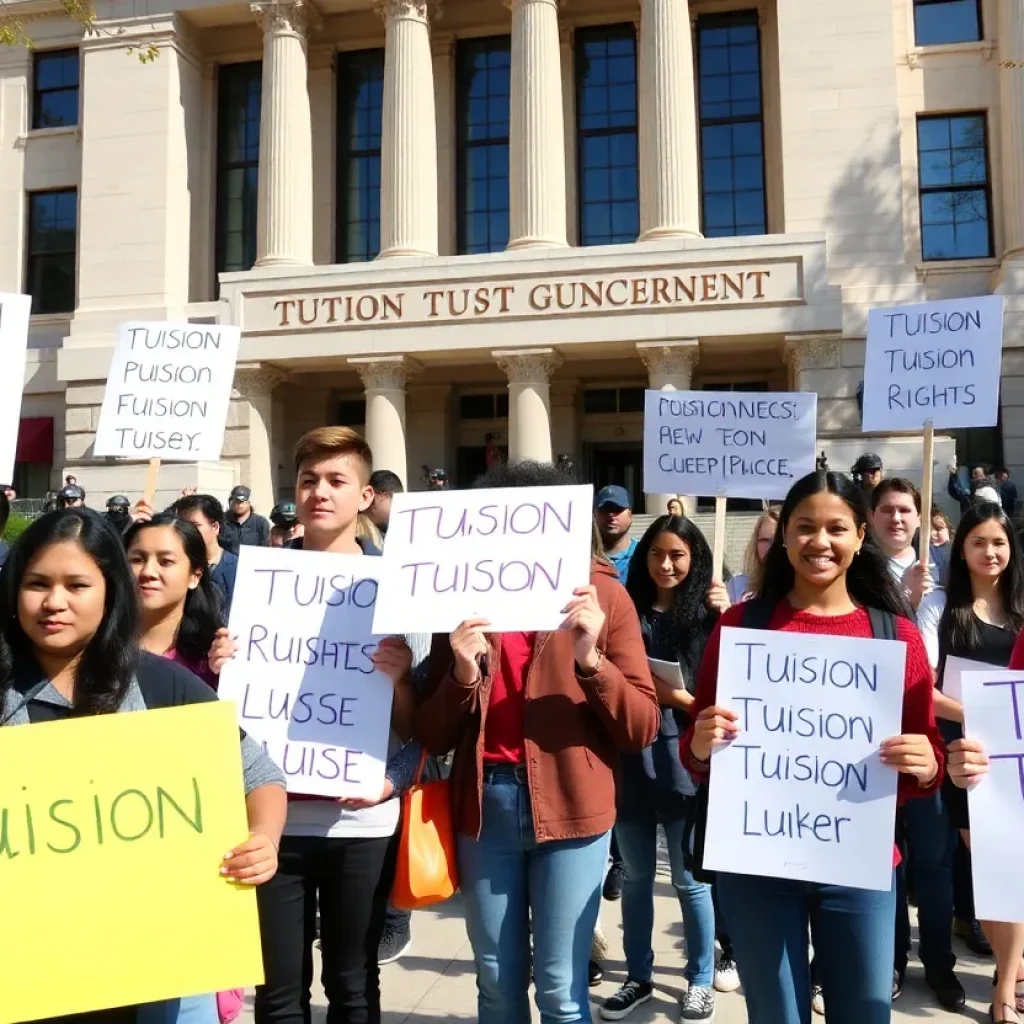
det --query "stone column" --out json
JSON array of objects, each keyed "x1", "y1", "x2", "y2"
[
  {"x1": 233, "y1": 365, "x2": 286, "y2": 512},
  {"x1": 784, "y1": 334, "x2": 852, "y2": 439},
  {"x1": 638, "y1": 340, "x2": 699, "y2": 514},
  {"x1": 494, "y1": 348, "x2": 563, "y2": 463},
  {"x1": 251, "y1": 0, "x2": 317, "y2": 267},
  {"x1": 506, "y1": 0, "x2": 568, "y2": 249},
  {"x1": 348, "y1": 356, "x2": 421, "y2": 487},
  {"x1": 1000, "y1": 0, "x2": 1024, "y2": 262},
  {"x1": 638, "y1": 0, "x2": 701, "y2": 240},
  {"x1": 375, "y1": 0, "x2": 439, "y2": 258}
]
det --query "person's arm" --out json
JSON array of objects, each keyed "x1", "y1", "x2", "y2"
[
  {"x1": 947, "y1": 470, "x2": 969, "y2": 509},
  {"x1": 679, "y1": 617, "x2": 723, "y2": 777},
  {"x1": 259, "y1": 516, "x2": 272, "y2": 546},
  {"x1": 221, "y1": 781, "x2": 287, "y2": 886},
  {"x1": 916, "y1": 595, "x2": 963, "y2": 722}
]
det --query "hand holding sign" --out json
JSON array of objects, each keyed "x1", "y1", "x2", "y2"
[
  {"x1": 691, "y1": 704, "x2": 741, "y2": 762},
  {"x1": 946, "y1": 736, "x2": 989, "y2": 788},
  {"x1": 560, "y1": 584, "x2": 606, "y2": 672},
  {"x1": 451, "y1": 618, "x2": 491, "y2": 687},
  {"x1": 879, "y1": 734, "x2": 939, "y2": 786}
]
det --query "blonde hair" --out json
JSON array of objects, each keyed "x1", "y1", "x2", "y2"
[
  {"x1": 744, "y1": 507, "x2": 780, "y2": 594},
  {"x1": 293, "y1": 426, "x2": 373, "y2": 481},
  {"x1": 355, "y1": 513, "x2": 383, "y2": 548}
]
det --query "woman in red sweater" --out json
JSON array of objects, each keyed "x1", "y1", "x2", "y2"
[{"x1": 680, "y1": 470, "x2": 943, "y2": 1024}]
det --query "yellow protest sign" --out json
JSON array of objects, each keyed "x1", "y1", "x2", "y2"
[{"x1": 0, "y1": 700, "x2": 264, "y2": 1023}]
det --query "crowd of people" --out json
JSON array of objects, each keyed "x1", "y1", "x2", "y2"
[{"x1": 2, "y1": 437, "x2": 1022, "y2": 1024}]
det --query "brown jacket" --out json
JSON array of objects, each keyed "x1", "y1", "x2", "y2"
[{"x1": 415, "y1": 560, "x2": 660, "y2": 843}]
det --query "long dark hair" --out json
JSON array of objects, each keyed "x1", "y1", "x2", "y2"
[
  {"x1": 124, "y1": 514, "x2": 224, "y2": 662},
  {"x1": 939, "y1": 502, "x2": 1024, "y2": 662},
  {"x1": 759, "y1": 470, "x2": 911, "y2": 617},
  {"x1": 0, "y1": 508, "x2": 140, "y2": 715}
]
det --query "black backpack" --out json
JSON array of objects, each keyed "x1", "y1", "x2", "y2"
[{"x1": 682, "y1": 599, "x2": 898, "y2": 883}]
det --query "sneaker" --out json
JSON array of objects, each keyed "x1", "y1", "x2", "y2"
[
  {"x1": 925, "y1": 966, "x2": 966, "y2": 1010},
  {"x1": 377, "y1": 924, "x2": 412, "y2": 966},
  {"x1": 600, "y1": 979, "x2": 654, "y2": 1020},
  {"x1": 680, "y1": 985, "x2": 716, "y2": 1022},
  {"x1": 589, "y1": 959, "x2": 604, "y2": 987},
  {"x1": 893, "y1": 968, "x2": 905, "y2": 1001},
  {"x1": 603, "y1": 862, "x2": 625, "y2": 902},
  {"x1": 714, "y1": 957, "x2": 740, "y2": 993},
  {"x1": 811, "y1": 984, "x2": 824, "y2": 1016},
  {"x1": 955, "y1": 916, "x2": 994, "y2": 956}
]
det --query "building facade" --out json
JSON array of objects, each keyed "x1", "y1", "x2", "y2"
[{"x1": 1, "y1": 0, "x2": 1022, "y2": 513}]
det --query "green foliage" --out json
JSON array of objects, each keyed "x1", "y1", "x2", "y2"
[{"x1": 2, "y1": 513, "x2": 33, "y2": 545}]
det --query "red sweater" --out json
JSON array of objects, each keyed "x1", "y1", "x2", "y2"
[
  {"x1": 681, "y1": 602, "x2": 945, "y2": 807},
  {"x1": 1010, "y1": 632, "x2": 1024, "y2": 670}
]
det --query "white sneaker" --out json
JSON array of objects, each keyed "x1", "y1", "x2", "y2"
[
  {"x1": 680, "y1": 985, "x2": 716, "y2": 1023},
  {"x1": 714, "y1": 957, "x2": 740, "y2": 993},
  {"x1": 811, "y1": 984, "x2": 825, "y2": 1015}
]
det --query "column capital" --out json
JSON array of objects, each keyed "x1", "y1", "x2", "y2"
[
  {"x1": 251, "y1": 0, "x2": 321, "y2": 37},
  {"x1": 636, "y1": 340, "x2": 699, "y2": 382},
  {"x1": 348, "y1": 355, "x2": 423, "y2": 390},
  {"x1": 494, "y1": 347, "x2": 563, "y2": 385},
  {"x1": 373, "y1": 0, "x2": 441, "y2": 24},
  {"x1": 233, "y1": 364, "x2": 288, "y2": 398},
  {"x1": 784, "y1": 334, "x2": 843, "y2": 373}
]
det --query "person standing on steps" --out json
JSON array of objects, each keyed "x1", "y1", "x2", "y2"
[{"x1": 221, "y1": 485, "x2": 271, "y2": 551}]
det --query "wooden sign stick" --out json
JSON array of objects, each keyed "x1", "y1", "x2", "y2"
[
  {"x1": 712, "y1": 493, "x2": 728, "y2": 581},
  {"x1": 143, "y1": 457, "x2": 161, "y2": 507},
  {"x1": 919, "y1": 419, "x2": 935, "y2": 557}
]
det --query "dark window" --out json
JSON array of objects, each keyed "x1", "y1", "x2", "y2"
[
  {"x1": 917, "y1": 113, "x2": 992, "y2": 261},
  {"x1": 337, "y1": 49, "x2": 385, "y2": 263},
  {"x1": 575, "y1": 24, "x2": 639, "y2": 246},
  {"x1": 583, "y1": 387, "x2": 645, "y2": 414},
  {"x1": 26, "y1": 189, "x2": 77, "y2": 315},
  {"x1": 697, "y1": 12, "x2": 767, "y2": 238},
  {"x1": 32, "y1": 49, "x2": 79, "y2": 129},
  {"x1": 459, "y1": 393, "x2": 509, "y2": 420},
  {"x1": 913, "y1": 0, "x2": 982, "y2": 46},
  {"x1": 456, "y1": 37, "x2": 511, "y2": 254},
  {"x1": 215, "y1": 62, "x2": 262, "y2": 276},
  {"x1": 337, "y1": 398, "x2": 367, "y2": 426}
]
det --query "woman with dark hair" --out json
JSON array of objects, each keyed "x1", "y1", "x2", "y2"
[
  {"x1": 680, "y1": 471, "x2": 943, "y2": 1024},
  {"x1": 125, "y1": 514, "x2": 224, "y2": 689},
  {"x1": 921, "y1": 503, "x2": 1024, "y2": 1023},
  {"x1": 0, "y1": 508, "x2": 287, "y2": 1024},
  {"x1": 415, "y1": 460, "x2": 660, "y2": 1024},
  {"x1": 599, "y1": 516, "x2": 724, "y2": 1022}
]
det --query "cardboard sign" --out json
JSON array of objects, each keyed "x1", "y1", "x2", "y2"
[
  {"x1": 0, "y1": 293, "x2": 32, "y2": 485},
  {"x1": 962, "y1": 669, "x2": 1024, "y2": 923},
  {"x1": 218, "y1": 546, "x2": 394, "y2": 799},
  {"x1": 704, "y1": 627, "x2": 905, "y2": 891},
  {"x1": 372, "y1": 485, "x2": 594, "y2": 634},
  {"x1": 0, "y1": 701, "x2": 263, "y2": 1023},
  {"x1": 94, "y1": 322, "x2": 241, "y2": 461},
  {"x1": 862, "y1": 295, "x2": 1004, "y2": 432},
  {"x1": 643, "y1": 389, "x2": 817, "y2": 500}
]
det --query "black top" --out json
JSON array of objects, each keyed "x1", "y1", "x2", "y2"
[{"x1": 221, "y1": 512, "x2": 271, "y2": 552}]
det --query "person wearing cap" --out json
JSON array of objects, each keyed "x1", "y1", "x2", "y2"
[
  {"x1": 428, "y1": 467, "x2": 450, "y2": 491},
  {"x1": 105, "y1": 494, "x2": 133, "y2": 535},
  {"x1": 171, "y1": 493, "x2": 240, "y2": 616},
  {"x1": 270, "y1": 501, "x2": 303, "y2": 547},
  {"x1": 851, "y1": 453, "x2": 884, "y2": 494},
  {"x1": 595, "y1": 485, "x2": 638, "y2": 584},
  {"x1": 223, "y1": 485, "x2": 271, "y2": 550},
  {"x1": 58, "y1": 484, "x2": 86, "y2": 508}
]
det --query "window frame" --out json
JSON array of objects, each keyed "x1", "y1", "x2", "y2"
[
  {"x1": 335, "y1": 48, "x2": 386, "y2": 264},
  {"x1": 916, "y1": 111, "x2": 994, "y2": 263},
  {"x1": 31, "y1": 48, "x2": 80, "y2": 130},
  {"x1": 912, "y1": 0, "x2": 983, "y2": 47},
  {"x1": 214, "y1": 61, "x2": 262, "y2": 282},
  {"x1": 25, "y1": 187, "x2": 77, "y2": 316},
  {"x1": 574, "y1": 22, "x2": 640, "y2": 248},
  {"x1": 455, "y1": 34, "x2": 512, "y2": 256},
  {"x1": 695, "y1": 10, "x2": 768, "y2": 239}
]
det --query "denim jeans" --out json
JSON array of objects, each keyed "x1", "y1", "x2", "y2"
[
  {"x1": 716, "y1": 870, "x2": 896, "y2": 1024},
  {"x1": 457, "y1": 764, "x2": 610, "y2": 1024},
  {"x1": 614, "y1": 815, "x2": 715, "y2": 986},
  {"x1": 903, "y1": 789, "x2": 956, "y2": 971},
  {"x1": 137, "y1": 995, "x2": 219, "y2": 1024}
]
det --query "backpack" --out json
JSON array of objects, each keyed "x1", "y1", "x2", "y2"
[{"x1": 683, "y1": 599, "x2": 898, "y2": 883}]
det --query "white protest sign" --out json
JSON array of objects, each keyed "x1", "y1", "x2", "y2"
[
  {"x1": 643, "y1": 390, "x2": 817, "y2": 500},
  {"x1": 962, "y1": 669, "x2": 1024, "y2": 923},
  {"x1": 218, "y1": 546, "x2": 394, "y2": 799},
  {"x1": 0, "y1": 294, "x2": 32, "y2": 485},
  {"x1": 941, "y1": 655, "x2": 990, "y2": 704},
  {"x1": 704, "y1": 627, "x2": 905, "y2": 890},
  {"x1": 94, "y1": 322, "x2": 241, "y2": 461},
  {"x1": 373, "y1": 484, "x2": 594, "y2": 634},
  {"x1": 862, "y1": 295, "x2": 1004, "y2": 432}
]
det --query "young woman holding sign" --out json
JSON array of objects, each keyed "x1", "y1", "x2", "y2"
[
  {"x1": 681, "y1": 470, "x2": 943, "y2": 1024},
  {"x1": 416, "y1": 460, "x2": 660, "y2": 1024},
  {"x1": 0, "y1": 507, "x2": 287, "y2": 1024}
]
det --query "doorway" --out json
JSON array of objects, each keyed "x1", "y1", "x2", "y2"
[{"x1": 584, "y1": 442, "x2": 643, "y2": 499}]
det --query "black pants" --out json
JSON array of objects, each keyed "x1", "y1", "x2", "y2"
[
  {"x1": 255, "y1": 833, "x2": 399, "y2": 1024},
  {"x1": 953, "y1": 836, "x2": 975, "y2": 921}
]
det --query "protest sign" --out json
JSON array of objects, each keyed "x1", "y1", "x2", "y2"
[
  {"x1": 961, "y1": 669, "x2": 1024, "y2": 923},
  {"x1": 642, "y1": 389, "x2": 817, "y2": 501},
  {"x1": 93, "y1": 322, "x2": 241, "y2": 461},
  {"x1": 0, "y1": 701, "x2": 262, "y2": 1023},
  {"x1": 218, "y1": 545, "x2": 394, "y2": 799},
  {"x1": 862, "y1": 295, "x2": 1004, "y2": 433},
  {"x1": 0, "y1": 293, "x2": 32, "y2": 486},
  {"x1": 372, "y1": 484, "x2": 594, "y2": 634},
  {"x1": 941, "y1": 654, "x2": 990, "y2": 704},
  {"x1": 704, "y1": 627, "x2": 905, "y2": 890}
]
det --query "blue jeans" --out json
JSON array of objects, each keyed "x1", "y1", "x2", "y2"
[
  {"x1": 716, "y1": 870, "x2": 896, "y2": 1024},
  {"x1": 137, "y1": 995, "x2": 219, "y2": 1024},
  {"x1": 457, "y1": 764, "x2": 610, "y2": 1024},
  {"x1": 903, "y1": 790, "x2": 956, "y2": 970},
  {"x1": 615, "y1": 815, "x2": 715, "y2": 986}
]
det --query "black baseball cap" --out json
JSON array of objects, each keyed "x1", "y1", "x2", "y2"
[
  {"x1": 229, "y1": 486, "x2": 252, "y2": 502},
  {"x1": 59, "y1": 485, "x2": 85, "y2": 501},
  {"x1": 852, "y1": 453, "x2": 883, "y2": 474}
]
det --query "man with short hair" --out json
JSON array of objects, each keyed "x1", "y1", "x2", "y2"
[
  {"x1": 367, "y1": 469, "x2": 403, "y2": 535},
  {"x1": 594, "y1": 485, "x2": 637, "y2": 583},
  {"x1": 172, "y1": 493, "x2": 239, "y2": 615},
  {"x1": 869, "y1": 478, "x2": 938, "y2": 611},
  {"x1": 851, "y1": 453, "x2": 884, "y2": 494},
  {"x1": 994, "y1": 466, "x2": 1018, "y2": 518},
  {"x1": 223, "y1": 485, "x2": 271, "y2": 550}
]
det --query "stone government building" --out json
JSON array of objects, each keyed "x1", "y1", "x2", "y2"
[{"x1": 2, "y1": 0, "x2": 1022, "y2": 513}]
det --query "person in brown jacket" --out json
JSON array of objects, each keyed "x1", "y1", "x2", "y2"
[{"x1": 415, "y1": 460, "x2": 660, "y2": 1024}]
